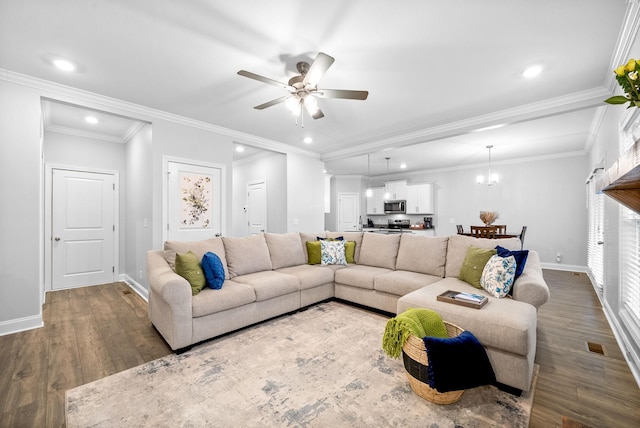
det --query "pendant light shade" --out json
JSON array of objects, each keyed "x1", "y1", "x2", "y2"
[{"x1": 476, "y1": 145, "x2": 499, "y2": 186}]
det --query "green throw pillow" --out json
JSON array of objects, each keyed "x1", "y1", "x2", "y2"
[
  {"x1": 345, "y1": 240, "x2": 356, "y2": 264},
  {"x1": 306, "y1": 241, "x2": 322, "y2": 265},
  {"x1": 458, "y1": 246, "x2": 497, "y2": 289},
  {"x1": 175, "y1": 251, "x2": 206, "y2": 295}
]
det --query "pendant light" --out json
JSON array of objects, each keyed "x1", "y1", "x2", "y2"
[
  {"x1": 476, "y1": 145, "x2": 499, "y2": 186},
  {"x1": 366, "y1": 154, "x2": 373, "y2": 197},
  {"x1": 384, "y1": 157, "x2": 391, "y2": 200}
]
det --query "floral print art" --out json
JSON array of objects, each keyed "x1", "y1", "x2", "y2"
[{"x1": 180, "y1": 173, "x2": 212, "y2": 228}]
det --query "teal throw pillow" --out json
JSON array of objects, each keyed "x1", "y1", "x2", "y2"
[{"x1": 201, "y1": 251, "x2": 225, "y2": 290}]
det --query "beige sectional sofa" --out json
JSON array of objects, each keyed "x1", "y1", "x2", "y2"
[{"x1": 147, "y1": 231, "x2": 550, "y2": 393}]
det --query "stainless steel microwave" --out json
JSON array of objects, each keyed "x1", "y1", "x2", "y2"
[{"x1": 384, "y1": 200, "x2": 406, "y2": 214}]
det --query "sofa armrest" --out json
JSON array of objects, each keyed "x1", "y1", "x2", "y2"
[
  {"x1": 511, "y1": 250, "x2": 550, "y2": 309},
  {"x1": 146, "y1": 249, "x2": 193, "y2": 350}
]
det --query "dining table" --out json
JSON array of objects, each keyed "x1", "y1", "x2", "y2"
[{"x1": 459, "y1": 231, "x2": 521, "y2": 239}]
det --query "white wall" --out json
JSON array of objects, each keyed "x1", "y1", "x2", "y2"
[
  {"x1": 0, "y1": 80, "x2": 43, "y2": 333},
  {"x1": 287, "y1": 152, "x2": 325, "y2": 233},
  {"x1": 43, "y1": 131, "x2": 128, "y2": 275},
  {"x1": 231, "y1": 152, "x2": 287, "y2": 237},
  {"x1": 125, "y1": 124, "x2": 153, "y2": 287},
  {"x1": 345, "y1": 153, "x2": 588, "y2": 266}
]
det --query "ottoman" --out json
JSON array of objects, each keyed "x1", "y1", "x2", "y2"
[{"x1": 397, "y1": 278, "x2": 537, "y2": 393}]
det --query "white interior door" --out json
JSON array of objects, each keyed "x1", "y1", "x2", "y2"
[
  {"x1": 167, "y1": 160, "x2": 223, "y2": 242},
  {"x1": 247, "y1": 180, "x2": 267, "y2": 235},
  {"x1": 51, "y1": 169, "x2": 116, "y2": 290},
  {"x1": 338, "y1": 192, "x2": 360, "y2": 232}
]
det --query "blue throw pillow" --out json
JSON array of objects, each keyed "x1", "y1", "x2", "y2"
[
  {"x1": 495, "y1": 245, "x2": 529, "y2": 280},
  {"x1": 201, "y1": 252, "x2": 225, "y2": 290}
]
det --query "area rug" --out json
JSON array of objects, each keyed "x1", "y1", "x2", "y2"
[{"x1": 66, "y1": 301, "x2": 537, "y2": 427}]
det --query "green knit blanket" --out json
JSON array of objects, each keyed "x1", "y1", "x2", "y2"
[{"x1": 382, "y1": 308, "x2": 449, "y2": 358}]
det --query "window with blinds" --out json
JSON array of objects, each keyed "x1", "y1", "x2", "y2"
[
  {"x1": 587, "y1": 172, "x2": 604, "y2": 289},
  {"x1": 620, "y1": 206, "x2": 640, "y2": 340}
]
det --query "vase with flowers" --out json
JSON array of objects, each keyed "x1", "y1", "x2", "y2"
[
  {"x1": 479, "y1": 210, "x2": 499, "y2": 226},
  {"x1": 605, "y1": 58, "x2": 640, "y2": 108}
]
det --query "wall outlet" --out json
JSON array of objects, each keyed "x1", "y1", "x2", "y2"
[
  {"x1": 556, "y1": 253, "x2": 562, "y2": 263},
  {"x1": 449, "y1": 218, "x2": 455, "y2": 224}
]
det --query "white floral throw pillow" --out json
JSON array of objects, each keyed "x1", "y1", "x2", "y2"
[
  {"x1": 321, "y1": 240, "x2": 347, "y2": 266},
  {"x1": 480, "y1": 254, "x2": 516, "y2": 298}
]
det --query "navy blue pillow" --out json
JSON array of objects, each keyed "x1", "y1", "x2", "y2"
[
  {"x1": 495, "y1": 245, "x2": 529, "y2": 280},
  {"x1": 201, "y1": 252, "x2": 225, "y2": 290}
]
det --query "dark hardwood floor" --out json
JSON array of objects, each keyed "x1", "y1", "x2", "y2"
[{"x1": 0, "y1": 271, "x2": 638, "y2": 427}]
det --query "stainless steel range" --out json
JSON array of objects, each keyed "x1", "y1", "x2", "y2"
[{"x1": 387, "y1": 219, "x2": 411, "y2": 230}]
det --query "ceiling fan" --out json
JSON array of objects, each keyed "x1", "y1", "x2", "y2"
[{"x1": 237, "y1": 52, "x2": 368, "y2": 120}]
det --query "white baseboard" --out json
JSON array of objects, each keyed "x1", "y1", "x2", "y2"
[
  {"x1": 540, "y1": 262, "x2": 587, "y2": 272},
  {"x1": 0, "y1": 313, "x2": 43, "y2": 336},
  {"x1": 119, "y1": 274, "x2": 149, "y2": 301},
  {"x1": 601, "y1": 300, "x2": 640, "y2": 389}
]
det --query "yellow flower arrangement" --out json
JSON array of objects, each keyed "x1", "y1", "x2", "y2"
[{"x1": 605, "y1": 58, "x2": 640, "y2": 108}]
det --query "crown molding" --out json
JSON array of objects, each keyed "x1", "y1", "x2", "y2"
[
  {"x1": 605, "y1": 0, "x2": 640, "y2": 90},
  {"x1": 1, "y1": 68, "x2": 319, "y2": 158},
  {"x1": 321, "y1": 86, "x2": 610, "y2": 162}
]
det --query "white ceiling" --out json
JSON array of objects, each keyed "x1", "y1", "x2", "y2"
[{"x1": 0, "y1": 0, "x2": 630, "y2": 176}]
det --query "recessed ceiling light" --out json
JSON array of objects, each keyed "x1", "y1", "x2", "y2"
[
  {"x1": 53, "y1": 58, "x2": 76, "y2": 72},
  {"x1": 235, "y1": 146, "x2": 245, "y2": 152},
  {"x1": 400, "y1": 163, "x2": 407, "y2": 169},
  {"x1": 303, "y1": 137, "x2": 313, "y2": 144},
  {"x1": 522, "y1": 65, "x2": 542, "y2": 78},
  {"x1": 84, "y1": 116, "x2": 98, "y2": 124}
]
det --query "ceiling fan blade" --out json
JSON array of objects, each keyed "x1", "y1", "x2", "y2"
[
  {"x1": 237, "y1": 70, "x2": 294, "y2": 91},
  {"x1": 254, "y1": 95, "x2": 290, "y2": 110},
  {"x1": 311, "y1": 108, "x2": 324, "y2": 120},
  {"x1": 314, "y1": 89, "x2": 369, "y2": 100},
  {"x1": 302, "y1": 52, "x2": 335, "y2": 87}
]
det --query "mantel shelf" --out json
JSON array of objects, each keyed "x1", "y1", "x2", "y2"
[{"x1": 598, "y1": 138, "x2": 640, "y2": 214}]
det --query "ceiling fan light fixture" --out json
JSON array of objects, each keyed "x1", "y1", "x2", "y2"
[
  {"x1": 303, "y1": 94, "x2": 319, "y2": 115},
  {"x1": 285, "y1": 96, "x2": 302, "y2": 116}
]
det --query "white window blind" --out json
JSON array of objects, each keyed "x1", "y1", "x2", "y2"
[
  {"x1": 587, "y1": 172, "x2": 604, "y2": 289},
  {"x1": 620, "y1": 206, "x2": 640, "y2": 338}
]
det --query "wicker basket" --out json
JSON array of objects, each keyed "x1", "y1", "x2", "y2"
[{"x1": 401, "y1": 321, "x2": 465, "y2": 404}]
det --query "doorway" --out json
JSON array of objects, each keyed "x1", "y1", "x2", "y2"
[
  {"x1": 338, "y1": 192, "x2": 360, "y2": 232},
  {"x1": 45, "y1": 167, "x2": 118, "y2": 290},
  {"x1": 247, "y1": 179, "x2": 267, "y2": 235}
]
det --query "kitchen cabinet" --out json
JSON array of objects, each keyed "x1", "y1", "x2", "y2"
[
  {"x1": 406, "y1": 183, "x2": 434, "y2": 214},
  {"x1": 384, "y1": 180, "x2": 407, "y2": 200},
  {"x1": 366, "y1": 187, "x2": 385, "y2": 215}
]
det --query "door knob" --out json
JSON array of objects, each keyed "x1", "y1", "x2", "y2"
[
  {"x1": 54, "y1": 237, "x2": 61, "y2": 241},
  {"x1": 215, "y1": 233, "x2": 221, "y2": 237}
]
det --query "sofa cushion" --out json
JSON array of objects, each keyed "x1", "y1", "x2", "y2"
[
  {"x1": 374, "y1": 270, "x2": 442, "y2": 296},
  {"x1": 459, "y1": 246, "x2": 497, "y2": 289},
  {"x1": 321, "y1": 240, "x2": 347, "y2": 265},
  {"x1": 175, "y1": 251, "x2": 206, "y2": 295},
  {"x1": 231, "y1": 271, "x2": 300, "y2": 301},
  {"x1": 306, "y1": 241, "x2": 322, "y2": 264},
  {"x1": 397, "y1": 278, "x2": 536, "y2": 357},
  {"x1": 445, "y1": 234, "x2": 520, "y2": 278},
  {"x1": 334, "y1": 265, "x2": 392, "y2": 290},
  {"x1": 222, "y1": 234, "x2": 273, "y2": 278},
  {"x1": 481, "y1": 254, "x2": 517, "y2": 298},
  {"x1": 264, "y1": 232, "x2": 306, "y2": 269},
  {"x1": 300, "y1": 232, "x2": 326, "y2": 263},
  {"x1": 395, "y1": 234, "x2": 448, "y2": 277},
  {"x1": 326, "y1": 231, "x2": 363, "y2": 262},
  {"x1": 358, "y1": 233, "x2": 401, "y2": 269},
  {"x1": 276, "y1": 265, "x2": 335, "y2": 290},
  {"x1": 201, "y1": 252, "x2": 225, "y2": 289},
  {"x1": 164, "y1": 237, "x2": 229, "y2": 279},
  {"x1": 191, "y1": 280, "x2": 256, "y2": 317}
]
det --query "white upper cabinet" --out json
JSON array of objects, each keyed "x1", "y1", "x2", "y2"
[
  {"x1": 384, "y1": 180, "x2": 407, "y2": 200},
  {"x1": 366, "y1": 187, "x2": 385, "y2": 215},
  {"x1": 406, "y1": 183, "x2": 434, "y2": 214}
]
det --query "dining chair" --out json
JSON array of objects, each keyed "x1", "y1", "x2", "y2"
[
  {"x1": 470, "y1": 226, "x2": 497, "y2": 238},
  {"x1": 519, "y1": 226, "x2": 527, "y2": 249},
  {"x1": 493, "y1": 225, "x2": 507, "y2": 234},
  {"x1": 456, "y1": 224, "x2": 464, "y2": 234}
]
